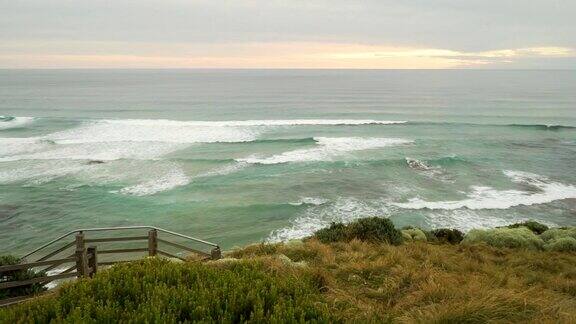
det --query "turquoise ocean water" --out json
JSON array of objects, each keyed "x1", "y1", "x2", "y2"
[{"x1": 1, "y1": 69, "x2": 575, "y2": 254}]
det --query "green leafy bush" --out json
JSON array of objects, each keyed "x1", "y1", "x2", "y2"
[
  {"x1": 401, "y1": 228, "x2": 427, "y2": 242},
  {"x1": 429, "y1": 228, "x2": 465, "y2": 244},
  {"x1": 313, "y1": 222, "x2": 348, "y2": 243},
  {"x1": 314, "y1": 217, "x2": 402, "y2": 245},
  {"x1": 461, "y1": 228, "x2": 544, "y2": 250},
  {"x1": 348, "y1": 217, "x2": 403, "y2": 245},
  {"x1": 544, "y1": 237, "x2": 576, "y2": 252},
  {"x1": 0, "y1": 258, "x2": 334, "y2": 323},
  {"x1": 507, "y1": 221, "x2": 549, "y2": 235},
  {"x1": 0, "y1": 255, "x2": 46, "y2": 300},
  {"x1": 540, "y1": 227, "x2": 576, "y2": 242}
]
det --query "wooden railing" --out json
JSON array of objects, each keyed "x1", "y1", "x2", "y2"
[{"x1": 0, "y1": 226, "x2": 220, "y2": 307}]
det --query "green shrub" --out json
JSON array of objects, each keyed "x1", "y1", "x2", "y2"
[
  {"x1": 507, "y1": 221, "x2": 549, "y2": 235},
  {"x1": 314, "y1": 217, "x2": 402, "y2": 245},
  {"x1": 314, "y1": 222, "x2": 348, "y2": 243},
  {"x1": 540, "y1": 227, "x2": 576, "y2": 242},
  {"x1": 401, "y1": 228, "x2": 427, "y2": 242},
  {"x1": 461, "y1": 228, "x2": 544, "y2": 250},
  {"x1": 0, "y1": 258, "x2": 334, "y2": 323},
  {"x1": 347, "y1": 217, "x2": 403, "y2": 245},
  {"x1": 424, "y1": 231, "x2": 439, "y2": 243},
  {"x1": 430, "y1": 228, "x2": 465, "y2": 244},
  {"x1": 0, "y1": 255, "x2": 46, "y2": 300},
  {"x1": 544, "y1": 237, "x2": 576, "y2": 252}
]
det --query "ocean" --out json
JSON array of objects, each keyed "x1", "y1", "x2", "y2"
[{"x1": 1, "y1": 69, "x2": 575, "y2": 254}]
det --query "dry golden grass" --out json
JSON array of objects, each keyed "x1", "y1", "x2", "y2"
[{"x1": 229, "y1": 239, "x2": 576, "y2": 323}]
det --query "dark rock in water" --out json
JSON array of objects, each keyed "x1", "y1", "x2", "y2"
[
  {"x1": 405, "y1": 157, "x2": 430, "y2": 171},
  {"x1": 87, "y1": 160, "x2": 105, "y2": 165}
]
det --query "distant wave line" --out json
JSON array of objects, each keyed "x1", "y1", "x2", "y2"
[
  {"x1": 5, "y1": 115, "x2": 576, "y2": 131},
  {"x1": 406, "y1": 121, "x2": 576, "y2": 130}
]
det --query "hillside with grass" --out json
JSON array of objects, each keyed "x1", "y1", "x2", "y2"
[{"x1": 1, "y1": 218, "x2": 576, "y2": 323}]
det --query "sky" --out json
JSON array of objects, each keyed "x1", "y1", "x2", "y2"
[{"x1": 1, "y1": 0, "x2": 575, "y2": 69}]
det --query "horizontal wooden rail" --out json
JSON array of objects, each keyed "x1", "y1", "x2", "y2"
[
  {"x1": 157, "y1": 238, "x2": 210, "y2": 256},
  {"x1": 0, "y1": 272, "x2": 77, "y2": 290},
  {"x1": 98, "y1": 248, "x2": 148, "y2": 254},
  {"x1": 0, "y1": 257, "x2": 75, "y2": 273},
  {"x1": 2, "y1": 227, "x2": 220, "y2": 307},
  {"x1": 37, "y1": 241, "x2": 75, "y2": 262},
  {"x1": 157, "y1": 250, "x2": 186, "y2": 261},
  {"x1": 44, "y1": 254, "x2": 75, "y2": 273},
  {"x1": 21, "y1": 226, "x2": 218, "y2": 261},
  {"x1": 85, "y1": 236, "x2": 148, "y2": 243}
]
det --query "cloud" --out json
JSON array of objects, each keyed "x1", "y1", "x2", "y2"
[
  {"x1": 0, "y1": 42, "x2": 573, "y2": 69},
  {"x1": 0, "y1": 1, "x2": 574, "y2": 68}
]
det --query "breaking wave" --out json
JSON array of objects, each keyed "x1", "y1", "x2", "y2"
[
  {"x1": 289, "y1": 197, "x2": 330, "y2": 206},
  {"x1": 392, "y1": 170, "x2": 576, "y2": 210},
  {"x1": 407, "y1": 121, "x2": 576, "y2": 130},
  {"x1": 46, "y1": 119, "x2": 260, "y2": 145},
  {"x1": 506, "y1": 124, "x2": 576, "y2": 131},
  {"x1": 100, "y1": 119, "x2": 406, "y2": 127},
  {"x1": 237, "y1": 137, "x2": 413, "y2": 164},
  {"x1": 0, "y1": 116, "x2": 34, "y2": 130},
  {"x1": 268, "y1": 197, "x2": 391, "y2": 242},
  {"x1": 116, "y1": 167, "x2": 190, "y2": 196},
  {"x1": 422, "y1": 209, "x2": 557, "y2": 233}
]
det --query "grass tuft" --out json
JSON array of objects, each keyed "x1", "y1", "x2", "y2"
[
  {"x1": 544, "y1": 237, "x2": 576, "y2": 252},
  {"x1": 401, "y1": 228, "x2": 427, "y2": 242},
  {"x1": 462, "y1": 227, "x2": 544, "y2": 250},
  {"x1": 507, "y1": 220, "x2": 549, "y2": 235},
  {"x1": 541, "y1": 227, "x2": 576, "y2": 242}
]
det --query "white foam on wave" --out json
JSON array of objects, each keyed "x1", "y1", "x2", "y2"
[
  {"x1": 422, "y1": 209, "x2": 557, "y2": 233},
  {"x1": 0, "y1": 141, "x2": 186, "y2": 162},
  {"x1": 0, "y1": 118, "x2": 405, "y2": 191},
  {"x1": 0, "y1": 116, "x2": 34, "y2": 130},
  {"x1": 45, "y1": 118, "x2": 403, "y2": 145},
  {"x1": 289, "y1": 197, "x2": 330, "y2": 206},
  {"x1": 0, "y1": 160, "x2": 87, "y2": 185},
  {"x1": 392, "y1": 170, "x2": 576, "y2": 210},
  {"x1": 101, "y1": 118, "x2": 406, "y2": 127},
  {"x1": 0, "y1": 118, "x2": 405, "y2": 161},
  {"x1": 238, "y1": 137, "x2": 413, "y2": 164},
  {"x1": 194, "y1": 162, "x2": 249, "y2": 178},
  {"x1": 113, "y1": 162, "x2": 249, "y2": 196},
  {"x1": 268, "y1": 197, "x2": 391, "y2": 242},
  {"x1": 117, "y1": 166, "x2": 190, "y2": 196},
  {"x1": 47, "y1": 119, "x2": 259, "y2": 144},
  {"x1": 0, "y1": 137, "x2": 54, "y2": 157}
]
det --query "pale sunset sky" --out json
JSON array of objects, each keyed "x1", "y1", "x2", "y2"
[{"x1": 1, "y1": 0, "x2": 575, "y2": 69}]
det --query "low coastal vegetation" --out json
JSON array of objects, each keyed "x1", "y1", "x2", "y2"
[
  {"x1": 2, "y1": 218, "x2": 576, "y2": 323},
  {"x1": 0, "y1": 255, "x2": 46, "y2": 300}
]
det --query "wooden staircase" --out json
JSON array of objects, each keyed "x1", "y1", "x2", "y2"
[{"x1": 0, "y1": 226, "x2": 220, "y2": 307}]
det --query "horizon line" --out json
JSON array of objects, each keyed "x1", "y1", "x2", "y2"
[{"x1": 1, "y1": 67, "x2": 574, "y2": 71}]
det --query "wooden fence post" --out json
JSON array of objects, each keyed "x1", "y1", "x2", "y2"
[
  {"x1": 148, "y1": 229, "x2": 157, "y2": 256},
  {"x1": 75, "y1": 232, "x2": 88, "y2": 278},
  {"x1": 87, "y1": 246, "x2": 98, "y2": 277},
  {"x1": 210, "y1": 247, "x2": 221, "y2": 260}
]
